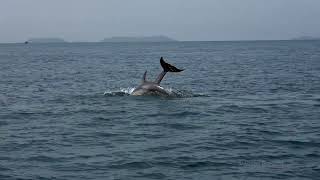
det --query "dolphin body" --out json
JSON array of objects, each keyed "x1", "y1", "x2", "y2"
[{"x1": 131, "y1": 57, "x2": 184, "y2": 96}]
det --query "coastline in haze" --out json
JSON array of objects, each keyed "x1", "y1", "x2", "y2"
[
  {"x1": 19, "y1": 36, "x2": 320, "y2": 44},
  {"x1": 27, "y1": 38, "x2": 67, "y2": 43},
  {"x1": 24, "y1": 36, "x2": 177, "y2": 44},
  {"x1": 101, "y1": 35, "x2": 177, "y2": 42}
]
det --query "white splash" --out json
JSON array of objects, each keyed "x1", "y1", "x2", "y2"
[
  {"x1": 120, "y1": 87, "x2": 136, "y2": 94},
  {"x1": 103, "y1": 87, "x2": 136, "y2": 96},
  {"x1": 103, "y1": 86, "x2": 199, "y2": 98}
]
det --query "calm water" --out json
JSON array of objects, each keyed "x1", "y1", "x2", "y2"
[{"x1": 0, "y1": 41, "x2": 320, "y2": 180}]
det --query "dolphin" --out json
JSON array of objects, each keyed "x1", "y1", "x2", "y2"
[{"x1": 131, "y1": 57, "x2": 184, "y2": 96}]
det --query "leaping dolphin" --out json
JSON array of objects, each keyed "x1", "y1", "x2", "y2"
[{"x1": 131, "y1": 57, "x2": 184, "y2": 96}]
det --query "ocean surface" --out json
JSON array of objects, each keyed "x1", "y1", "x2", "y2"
[{"x1": 0, "y1": 41, "x2": 319, "y2": 180}]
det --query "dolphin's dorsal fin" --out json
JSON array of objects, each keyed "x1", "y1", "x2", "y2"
[
  {"x1": 155, "y1": 57, "x2": 184, "y2": 84},
  {"x1": 142, "y1": 71, "x2": 147, "y2": 82}
]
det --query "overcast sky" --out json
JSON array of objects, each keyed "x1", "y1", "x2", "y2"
[{"x1": 1, "y1": 0, "x2": 319, "y2": 43}]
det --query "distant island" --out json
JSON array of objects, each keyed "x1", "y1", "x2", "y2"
[
  {"x1": 101, "y1": 35, "x2": 177, "y2": 42},
  {"x1": 27, "y1": 38, "x2": 67, "y2": 43},
  {"x1": 291, "y1": 36, "x2": 320, "y2": 41}
]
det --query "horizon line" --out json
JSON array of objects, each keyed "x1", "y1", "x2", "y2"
[{"x1": 2, "y1": 39, "x2": 320, "y2": 44}]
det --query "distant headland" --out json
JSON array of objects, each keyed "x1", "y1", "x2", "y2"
[
  {"x1": 23, "y1": 36, "x2": 177, "y2": 44},
  {"x1": 27, "y1": 38, "x2": 67, "y2": 43},
  {"x1": 101, "y1": 35, "x2": 177, "y2": 42}
]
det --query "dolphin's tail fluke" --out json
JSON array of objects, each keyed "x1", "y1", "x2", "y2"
[
  {"x1": 155, "y1": 57, "x2": 184, "y2": 84},
  {"x1": 160, "y1": 57, "x2": 184, "y2": 72}
]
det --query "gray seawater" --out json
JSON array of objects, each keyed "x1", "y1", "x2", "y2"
[{"x1": 0, "y1": 41, "x2": 320, "y2": 180}]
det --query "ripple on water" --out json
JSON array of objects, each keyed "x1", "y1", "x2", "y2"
[
  {"x1": 134, "y1": 172, "x2": 167, "y2": 179},
  {"x1": 108, "y1": 161, "x2": 152, "y2": 170},
  {"x1": 271, "y1": 139, "x2": 320, "y2": 148},
  {"x1": 216, "y1": 104, "x2": 269, "y2": 113},
  {"x1": 0, "y1": 120, "x2": 9, "y2": 126},
  {"x1": 180, "y1": 161, "x2": 234, "y2": 170},
  {"x1": 136, "y1": 121, "x2": 203, "y2": 131},
  {"x1": 26, "y1": 155, "x2": 64, "y2": 163}
]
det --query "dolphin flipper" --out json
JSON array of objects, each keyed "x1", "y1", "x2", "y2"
[{"x1": 155, "y1": 57, "x2": 184, "y2": 84}]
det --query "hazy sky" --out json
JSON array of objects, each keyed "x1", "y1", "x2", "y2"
[{"x1": 1, "y1": 0, "x2": 320, "y2": 42}]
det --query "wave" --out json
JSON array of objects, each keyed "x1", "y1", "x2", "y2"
[{"x1": 103, "y1": 87, "x2": 207, "y2": 98}]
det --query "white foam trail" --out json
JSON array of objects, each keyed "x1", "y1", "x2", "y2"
[
  {"x1": 120, "y1": 87, "x2": 136, "y2": 94},
  {"x1": 103, "y1": 87, "x2": 136, "y2": 96}
]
